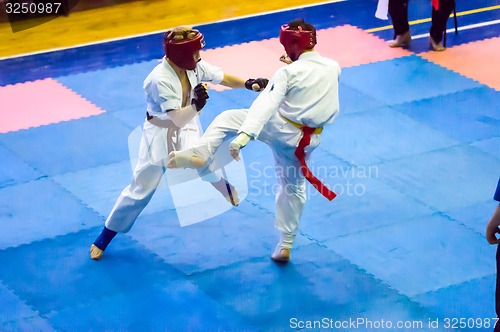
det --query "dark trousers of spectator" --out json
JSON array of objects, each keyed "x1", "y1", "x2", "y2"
[
  {"x1": 430, "y1": 0, "x2": 455, "y2": 43},
  {"x1": 388, "y1": 0, "x2": 455, "y2": 43},
  {"x1": 388, "y1": 0, "x2": 410, "y2": 36},
  {"x1": 496, "y1": 246, "x2": 500, "y2": 332}
]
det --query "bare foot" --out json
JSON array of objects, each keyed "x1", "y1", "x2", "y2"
[
  {"x1": 90, "y1": 244, "x2": 104, "y2": 260},
  {"x1": 211, "y1": 179, "x2": 240, "y2": 206}
]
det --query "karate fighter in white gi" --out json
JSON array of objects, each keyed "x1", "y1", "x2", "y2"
[
  {"x1": 90, "y1": 27, "x2": 268, "y2": 260},
  {"x1": 168, "y1": 19, "x2": 341, "y2": 263}
]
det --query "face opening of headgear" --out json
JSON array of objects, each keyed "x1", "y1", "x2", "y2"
[
  {"x1": 279, "y1": 19, "x2": 317, "y2": 62},
  {"x1": 164, "y1": 28, "x2": 206, "y2": 70}
]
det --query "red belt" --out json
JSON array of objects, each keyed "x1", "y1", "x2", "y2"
[
  {"x1": 432, "y1": 0, "x2": 439, "y2": 10},
  {"x1": 294, "y1": 126, "x2": 337, "y2": 201}
]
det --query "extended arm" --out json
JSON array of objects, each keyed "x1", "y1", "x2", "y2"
[
  {"x1": 230, "y1": 69, "x2": 288, "y2": 160},
  {"x1": 149, "y1": 83, "x2": 208, "y2": 128},
  {"x1": 221, "y1": 73, "x2": 269, "y2": 92},
  {"x1": 196, "y1": 60, "x2": 268, "y2": 91},
  {"x1": 221, "y1": 73, "x2": 246, "y2": 89},
  {"x1": 239, "y1": 69, "x2": 287, "y2": 138}
]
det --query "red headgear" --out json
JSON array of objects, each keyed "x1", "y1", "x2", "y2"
[
  {"x1": 164, "y1": 29, "x2": 206, "y2": 70},
  {"x1": 279, "y1": 24, "x2": 316, "y2": 61}
]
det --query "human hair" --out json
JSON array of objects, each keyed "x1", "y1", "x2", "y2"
[
  {"x1": 165, "y1": 27, "x2": 199, "y2": 41},
  {"x1": 287, "y1": 18, "x2": 316, "y2": 34}
]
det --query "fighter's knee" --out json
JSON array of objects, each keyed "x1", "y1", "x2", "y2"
[
  {"x1": 283, "y1": 182, "x2": 306, "y2": 195},
  {"x1": 214, "y1": 109, "x2": 244, "y2": 122}
]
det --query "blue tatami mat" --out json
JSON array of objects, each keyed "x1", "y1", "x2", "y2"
[
  {"x1": 472, "y1": 137, "x2": 500, "y2": 160},
  {"x1": 0, "y1": 143, "x2": 42, "y2": 188},
  {"x1": 377, "y1": 144, "x2": 500, "y2": 212},
  {"x1": 189, "y1": 244, "x2": 440, "y2": 331},
  {"x1": 107, "y1": 107, "x2": 147, "y2": 130},
  {"x1": 0, "y1": 113, "x2": 131, "y2": 177},
  {"x1": 52, "y1": 160, "x2": 175, "y2": 219},
  {"x1": 412, "y1": 275, "x2": 497, "y2": 332},
  {"x1": 322, "y1": 213, "x2": 495, "y2": 298},
  {"x1": 320, "y1": 106, "x2": 460, "y2": 166},
  {"x1": 0, "y1": 281, "x2": 52, "y2": 331},
  {"x1": 299, "y1": 172, "x2": 436, "y2": 241},
  {"x1": 127, "y1": 200, "x2": 314, "y2": 275},
  {"x1": 1, "y1": 0, "x2": 499, "y2": 330},
  {"x1": 45, "y1": 280, "x2": 252, "y2": 331},
  {"x1": 341, "y1": 55, "x2": 482, "y2": 106},
  {"x1": 56, "y1": 60, "x2": 159, "y2": 113},
  {"x1": 338, "y1": 82, "x2": 387, "y2": 115},
  {"x1": 444, "y1": 199, "x2": 500, "y2": 236},
  {"x1": 394, "y1": 86, "x2": 500, "y2": 143},
  {"x1": 0, "y1": 178, "x2": 102, "y2": 250},
  {"x1": 0, "y1": 229, "x2": 252, "y2": 331}
]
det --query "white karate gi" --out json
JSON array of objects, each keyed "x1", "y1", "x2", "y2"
[
  {"x1": 106, "y1": 58, "x2": 224, "y2": 233},
  {"x1": 189, "y1": 51, "x2": 341, "y2": 244}
]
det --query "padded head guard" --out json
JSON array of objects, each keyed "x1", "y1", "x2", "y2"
[
  {"x1": 279, "y1": 19, "x2": 317, "y2": 61},
  {"x1": 164, "y1": 28, "x2": 206, "y2": 70}
]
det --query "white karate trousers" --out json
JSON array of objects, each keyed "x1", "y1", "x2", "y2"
[
  {"x1": 189, "y1": 109, "x2": 321, "y2": 244},
  {"x1": 105, "y1": 119, "x2": 218, "y2": 233}
]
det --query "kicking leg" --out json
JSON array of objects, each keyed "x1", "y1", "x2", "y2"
[
  {"x1": 167, "y1": 109, "x2": 248, "y2": 169},
  {"x1": 167, "y1": 109, "x2": 248, "y2": 205}
]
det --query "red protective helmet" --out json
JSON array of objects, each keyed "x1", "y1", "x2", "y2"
[
  {"x1": 279, "y1": 23, "x2": 316, "y2": 61},
  {"x1": 164, "y1": 28, "x2": 206, "y2": 70}
]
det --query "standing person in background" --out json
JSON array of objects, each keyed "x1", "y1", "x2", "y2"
[
  {"x1": 387, "y1": 0, "x2": 455, "y2": 51},
  {"x1": 89, "y1": 27, "x2": 268, "y2": 260},
  {"x1": 486, "y1": 178, "x2": 500, "y2": 332}
]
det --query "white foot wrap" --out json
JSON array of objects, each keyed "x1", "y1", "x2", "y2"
[{"x1": 168, "y1": 150, "x2": 193, "y2": 168}]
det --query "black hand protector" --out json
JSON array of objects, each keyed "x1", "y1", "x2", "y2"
[
  {"x1": 192, "y1": 83, "x2": 209, "y2": 111},
  {"x1": 245, "y1": 78, "x2": 269, "y2": 91}
]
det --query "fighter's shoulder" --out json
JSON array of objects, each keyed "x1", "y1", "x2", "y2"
[
  {"x1": 145, "y1": 66, "x2": 176, "y2": 89},
  {"x1": 318, "y1": 55, "x2": 340, "y2": 68},
  {"x1": 268, "y1": 65, "x2": 292, "y2": 83},
  {"x1": 197, "y1": 59, "x2": 210, "y2": 66},
  {"x1": 318, "y1": 57, "x2": 341, "y2": 75},
  {"x1": 195, "y1": 60, "x2": 217, "y2": 71},
  {"x1": 155, "y1": 63, "x2": 179, "y2": 80}
]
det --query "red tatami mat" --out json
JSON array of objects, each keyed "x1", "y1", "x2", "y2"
[
  {"x1": 202, "y1": 40, "x2": 285, "y2": 91},
  {"x1": 202, "y1": 25, "x2": 412, "y2": 92},
  {"x1": 0, "y1": 79, "x2": 105, "y2": 133},
  {"x1": 420, "y1": 37, "x2": 500, "y2": 91},
  {"x1": 314, "y1": 25, "x2": 413, "y2": 67}
]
